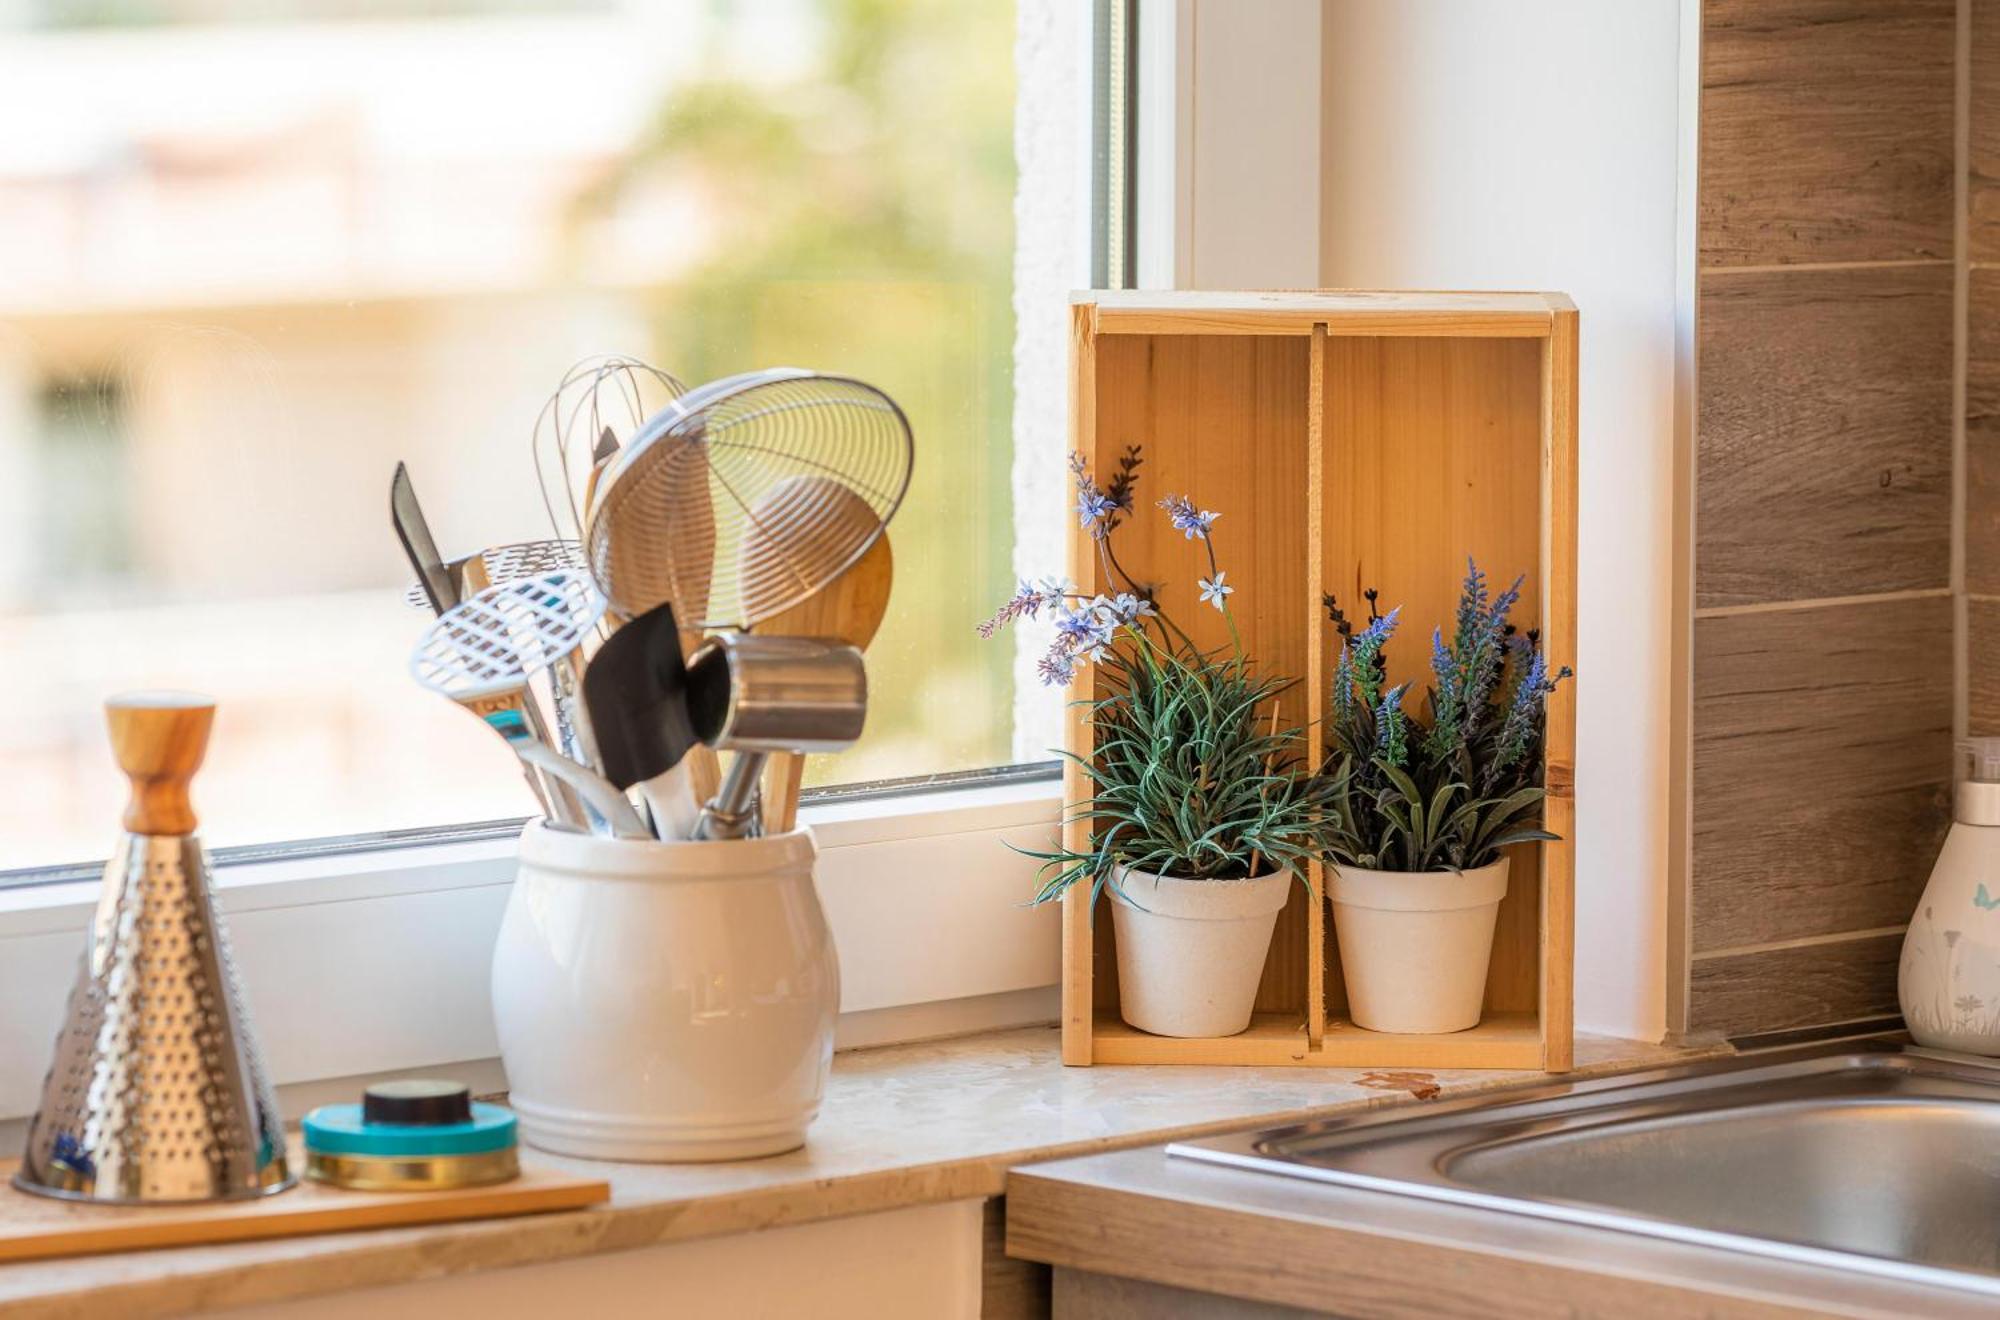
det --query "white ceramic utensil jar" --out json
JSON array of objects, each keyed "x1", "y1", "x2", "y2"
[{"x1": 492, "y1": 821, "x2": 839, "y2": 1162}]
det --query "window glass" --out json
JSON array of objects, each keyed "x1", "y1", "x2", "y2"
[{"x1": 0, "y1": 0, "x2": 1017, "y2": 871}]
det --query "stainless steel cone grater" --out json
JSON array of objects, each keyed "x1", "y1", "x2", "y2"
[{"x1": 14, "y1": 693, "x2": 292, "y2": 1203}]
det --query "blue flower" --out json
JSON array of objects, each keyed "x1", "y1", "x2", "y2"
[
  {"x1": 1109, "y1": 592, "x2": 1155, "y2": 622},
  {"x1": 1198, "y1": 572, "x2": 1233, "y2": 610},
  {"x1": 1054, "y1": 603, "x2": 1098, "y2": 644},
  {"x1": 1075, "y1": 486, "x2": 1116, "y2": 531},
  {"x1": 1157, "y1": 494, "x2": 1219, "y2": 540}
]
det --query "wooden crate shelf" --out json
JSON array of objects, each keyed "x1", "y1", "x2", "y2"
[{"x1": 1062, "y1": 290, "x2": 1577, "y2": 1072}]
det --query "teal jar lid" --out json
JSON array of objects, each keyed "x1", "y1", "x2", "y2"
[{"x1": 302, "y1": 1101, "x2": 516, "y2": 1158}]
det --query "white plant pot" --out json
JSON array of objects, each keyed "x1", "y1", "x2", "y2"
[
  {"x1": 1330, "y1": 858, "x2": 1509, "y2": 1035},
  {"x1": 1109, "y1": 865, "x2": 1293, "y2": 1038},
  {"x1": 491, "y1": 821, "x2": 840, "y2": 1162}
]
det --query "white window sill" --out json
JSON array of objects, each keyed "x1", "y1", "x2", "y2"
[{"x1": 0, "y1": 780, "x2": 1064, "y2": 1121}]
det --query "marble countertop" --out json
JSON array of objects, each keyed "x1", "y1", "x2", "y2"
[{"x1": 0, "y1": 1026, "x2": 1720, "y2": 1319}]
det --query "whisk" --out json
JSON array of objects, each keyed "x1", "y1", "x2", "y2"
[{"x1": 532, "y1": 357, "x2": 689, "y2": 545}]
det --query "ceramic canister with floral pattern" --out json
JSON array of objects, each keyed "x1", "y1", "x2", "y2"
[{"x1": 1899, "y1": 740, "x2": 2000, "y2": 1054}]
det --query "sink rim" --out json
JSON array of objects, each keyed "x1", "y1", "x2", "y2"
[{"x1": 1168, "y1": 1038, "x2": 2000, "y2": 1299}]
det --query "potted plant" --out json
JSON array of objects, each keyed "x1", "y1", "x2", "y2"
[
  {"x1": 979, "y1": 451, "x2": 1335, "y2": 1038},
  {"x1": 1321, "y1": 563, "x2": 1570, "y2": 1034}
]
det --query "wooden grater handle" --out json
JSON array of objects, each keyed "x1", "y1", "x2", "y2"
[{"x1": 106, "y1": 691, "x2": 215, "y2": 836}]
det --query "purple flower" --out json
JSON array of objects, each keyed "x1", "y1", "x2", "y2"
[
  {"x1": 1354, "y1": 605, "x2": 1401, "y2": 650},
  {"x1": 1157, "y1": 493, "x2": 1219, "y2": 541},
  {"x1": 1037, "y1": 647, "x2": 1077, "y2": 687},
  {"x1": 1198, "y1": 572, "x2": 1233, "y2": 610}
]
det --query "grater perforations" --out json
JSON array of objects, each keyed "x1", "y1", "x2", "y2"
[{"x1": 13, "y1": 835, "x2": 292, "y2": 1203}]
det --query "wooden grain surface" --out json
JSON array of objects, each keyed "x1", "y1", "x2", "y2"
[
  {"x1": 1079, "y1": 290, "x2": 1565, "y2": 340},
  {"x1": 1318, "y1": 334, "x2": 1553, "y2": 1026},
  {"x1": 0, "y1": 1144, "x2": 608, "y2": 1264},
  {"x1": 1972, "y1": 597, "x2": 2000, "y2": 735},
  {"x1": 1699, "y1": 0, "x2": 1954, "y2": 267},
  {"x1": 1054, "y1": 1269, "x2": 1327, "y2": 1319},
  {"x1": 1538, "y1": 310, "x2": 1580, "y2": 1071},
  {"x1": 1065, "y1": 298, "x2": 1573, "y2": 1069},
  {"x1": 1088, "y1": 331, "x2": 1314, "y2": 1019},
  {"x1": 105, "y1": 693, "x2": 214, "y2": 836},
  {"x1": 1968, "y1": 268, "x2": 2000, "y2": 594},
  {"x1": 1007, "y1": 1165, "x2": 1847, "y2": 1320},
  {"x1": 1696, "y1": 264, "x2": 1952, "y2": 608},
  {"x1": 1689, "y1": 933, "x2": 1904, "y2": 1036},
  {"x1": 1062, "y1": 304, "x2": 1099, "y2": 1065},
  {"x1": 1971, "y1": 0, "x2": 2000, "y2": 261},
  {"x1": 1087, "y1": 1011, "x2": 1544, "y2": 1071},
  {"x1": 982, "y1": 1197, "x2": 1051, "y2": 1320},
  {"x1": 1691, "y1": 596, "x2": 1952, "y2": 954}
]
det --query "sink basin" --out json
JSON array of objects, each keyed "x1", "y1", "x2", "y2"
[{"x1": 1170, "y1": 1039, "x2": 2000, "y2": 1298}]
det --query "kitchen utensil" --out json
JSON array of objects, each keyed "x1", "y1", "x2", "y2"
[
  {"x1": 651, "y1": 413, "x2": 721, "y2": 812},
  {"x1": 409, "y1": 572, "x2": 643, "y2": 836},
  {"x1": 389, "y1": 467, "x2": 581, "y2": 808},
  {"x1": 14, "y1": 692, "x2": 292, "y2": 1205},
  {"x1": 745, "y1": 478, "x2": 896, "y2": 834},
  {"x1": 390, "y1": 462, "x2": 458, "y2": 614},
  {"x1": 582, "y1": 600, "x2": 702, "y2": 839},
  {"x1": 302, "y1": 1081, "x2": 519, "y2": 1191},
  {"x1": 400, "y1": 539, "x2": 585, "y2": 610},
  {"x1": 584, "y1": 368, "x2": 912, "y2": 631},
  {"x1": 685, "y1": 634, "x2": 868, "y2": 840},
  {"x1": 583, "y1": 426, "x2": 618, "y2": 511},
  {"x1": 533, "y1": 356, "x2": 687, "y2": 544}
]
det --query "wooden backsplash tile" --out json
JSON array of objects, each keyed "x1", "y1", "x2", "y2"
[
  {"x1": 1972, "y1": 0, "x2": 2000, "y2": 261},
  {"x1": 1697, "y1": 265, "x2": 1952, "y2": 609},
  {"x1": 1692, "y1": 597, "x2": 1952, "y2": 952},
  {"x1": 1689, "y1": 933, "x2": 1903, "y2": 1036},
  {"x1": 1973, "y1": 598, "x2": 2000, "y2": 736},
  {"x1": 1969, "y1": 269, "x2": 2000, "y2": 595},
  {"x1": 1701, "y1": 0, "x2": 1954, "y2": 268}
]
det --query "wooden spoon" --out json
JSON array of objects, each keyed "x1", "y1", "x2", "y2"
[{"x1": 741, "y1": 477, "x2": 894, "y2": 834}]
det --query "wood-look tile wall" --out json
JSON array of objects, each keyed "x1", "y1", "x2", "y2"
[
  {"x1": 1974, "y1": 4, "x2": 2000, "y2": 743},
  {"x1": 1688, "y1": 0, "x2": 1958, "y2": 1037}
]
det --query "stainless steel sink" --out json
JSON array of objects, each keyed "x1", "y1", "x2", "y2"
[{"x1": 1170, "y1": 1039, "x2": 2000, "y2": 1299}]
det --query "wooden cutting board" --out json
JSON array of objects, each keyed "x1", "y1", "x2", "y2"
[{"x1": 0, "y1": 1139, "x2": 609, "y2": 1264}]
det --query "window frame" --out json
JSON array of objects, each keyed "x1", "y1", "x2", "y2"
[{"x1": 0, "y1": 0, "x2": 1328, "y2": 1118}]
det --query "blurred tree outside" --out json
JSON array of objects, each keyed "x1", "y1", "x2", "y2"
[{"x1": 580, "y1": 0, "x2": 1019, "y2": 784}]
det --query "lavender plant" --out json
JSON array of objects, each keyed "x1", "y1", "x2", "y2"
[
  {"x1": 1321, "y1": 561, "x2": 1571, "y2": 873},
  {"x1": 979, "y1": 450, "x2": 1336, "y2": 903}
]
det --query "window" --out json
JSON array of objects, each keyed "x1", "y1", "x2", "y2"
[{"x1": 0, "y1": 0, "x2": 1036, "y2": 874}]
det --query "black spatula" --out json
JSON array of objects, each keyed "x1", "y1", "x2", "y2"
[{"x1": 582, "y1": 601, "x2": 700, "y2": 838}]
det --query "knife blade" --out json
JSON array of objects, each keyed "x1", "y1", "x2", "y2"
[{"x1": 390, "y1": 462, "x2": 459, "y2": 616}]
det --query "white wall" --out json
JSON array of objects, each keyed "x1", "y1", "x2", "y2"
[{"x1": 1319, "y1": 0, "x2": 1685, "y2": 1041}]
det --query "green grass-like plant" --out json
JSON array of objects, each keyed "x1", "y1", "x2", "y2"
[
  {"x1": 980, "y1": 450, "x2": 1336, "y2": 904},
  {"x1": 1025, "y1": 641, "x2": 1337, "y2": 903},
  {"x1": 1320, "y1": 563, "x2": 1570, "y2": 873}
]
